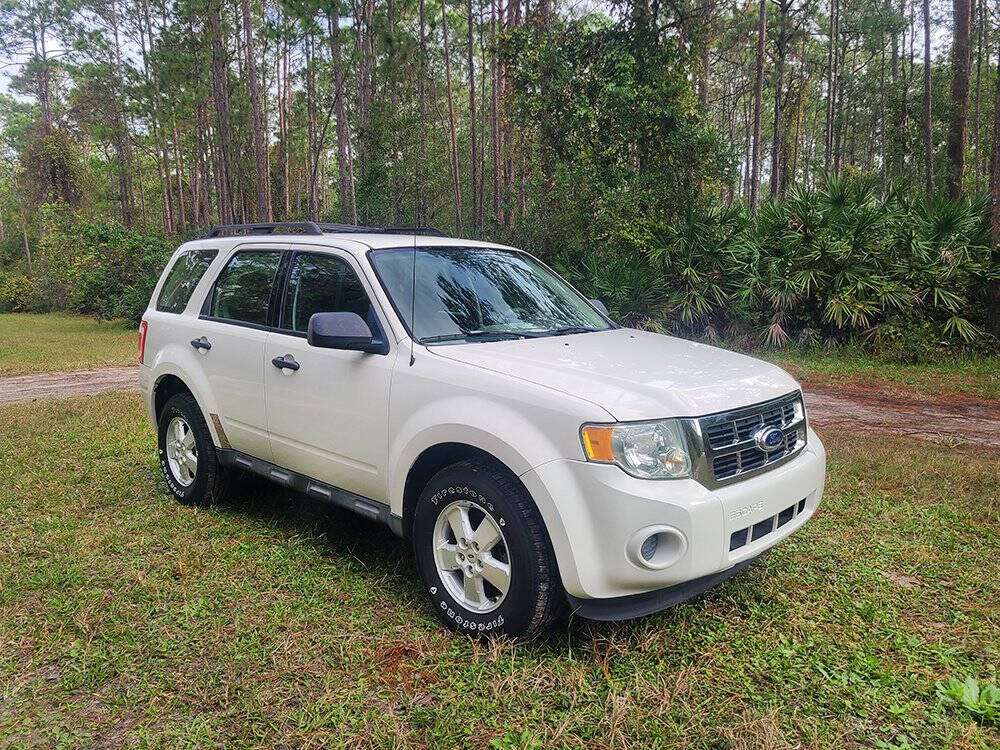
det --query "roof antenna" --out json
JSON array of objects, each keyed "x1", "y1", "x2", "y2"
[{"x1": 408, "y1": 232, "x2": 417, "y2": 367}]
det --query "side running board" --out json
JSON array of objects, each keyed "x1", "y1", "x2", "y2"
[{"x1": 216, "y1": 449, "x2": 404, "y2": 537}]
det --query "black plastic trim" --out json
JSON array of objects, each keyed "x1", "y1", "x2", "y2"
[
  {"x1": 206, "y1": 222, "x2": 324, "y2": 238},
  {"x1": 204, "y1": 222, "x2": 450, "y2": 239},
  {"x1": 217, "y1": 448, "x2": 404, "y2": 536},
  {"x1": 565, "y1": 555, "x2": 760, "y2": 622}
]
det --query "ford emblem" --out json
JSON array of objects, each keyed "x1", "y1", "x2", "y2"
[{"x1": 754, "y1": 425, "x2": 786, "y2": 453}]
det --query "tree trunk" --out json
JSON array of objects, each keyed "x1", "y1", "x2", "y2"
[
  {"x1": 750, "y1": 0, "x2": 767, "y2": 209},
  {"x1": 468, "y1": 0, "x2": 479, "y2": 229},
  {"x1": 305, "y1": 32, "x2": 318, "y2": 221},
  {"x1": 282, "y1": 27, "x2": 291, "y2": 219},
  {"x1": 770, "y1": 1, "x2": 789, "y2": 198},
  {"x1": 108, "y1": 0, "x2": 134, "y2": 226},
  {"x1": 923, "y1": 0, "x2": 934, "y2": 193},
  {"x1": 22, "y1": 219, "x2": 32, "y2": 273},
  {"x1": 491, "y1": 0, "x2": 501, "y2": 225},
  {"x1": 241, "y1": 0, "x2": 270, "y2": 221},
  {"x1": 172, "y1": 115, "x2": 186, "y2": 232},
  {"x1": 974, "y1": 0, "x2": 985, "y2": 190},
  {"x1": 441, "y1": 0, "x2": 463, "y2": 232},
  {"x1": 699, "y1": 46, "x2": 710, "y2": 108},
  {"x1": 825, "y1": 0, "x2": 838, "y2": 172},
  {"x1": 418, "y1": 0, "x2": 429, "y2": 225},
  {"x1": 208, "y1": 0, "x2": 235, "y2": 224},
  {"x1": 947, "y1": 0, "x2": 972, "y2": 197},
  {"x1": 988, "y1": 39, "x2": 1000, "y2": 338},
  {"x1": 329, "y1": 12, "x2": 358, "y2": 224}
]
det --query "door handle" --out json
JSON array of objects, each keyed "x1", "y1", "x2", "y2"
[
  {"x1": 271, "y1": 355, "x2": 300, "y2": 371},
  {"x1": 191, "y1": 336, "x2": 212, "y2": 351}
]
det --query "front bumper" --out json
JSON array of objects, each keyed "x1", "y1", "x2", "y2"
[
  {"x1": 565, "y1": 555, "x2": 761, "y2": 621},
  {"x1": 519, "y1": 428, "x2": 825, "y2": 603}
]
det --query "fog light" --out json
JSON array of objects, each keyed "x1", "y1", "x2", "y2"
[
  {"x1": 640, "y1": 534, "x2": 658, "y2": 561},
  {"x1": 626, "y1": 525, "x2": 688, "y2": 570}
]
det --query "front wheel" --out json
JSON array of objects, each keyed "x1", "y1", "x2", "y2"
[{"x1": 412, "y1": 459, "x2": 565, "y2": 639}]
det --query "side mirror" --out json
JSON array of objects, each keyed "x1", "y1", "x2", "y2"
[
  {"x1": 307, "y1": 312, "x2": 385, "y2": 354},
  {"x1": 590, "y1": 299, "x2": 610, "y2": 317}
]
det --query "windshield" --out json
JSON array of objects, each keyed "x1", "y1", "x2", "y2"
[{"x1": 369, "y1": 246, "x2": 612, "y2": 343}]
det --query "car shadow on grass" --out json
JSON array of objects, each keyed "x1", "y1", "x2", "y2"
[
  {"x1": 205, "y1": 469, "x2": 720, "y2": 650},
  {"x1": 212, "y1": 471, "x2": 421, "y2": 583}
]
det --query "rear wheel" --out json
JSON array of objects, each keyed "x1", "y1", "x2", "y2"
[
  {"x1": 157, "y1": 392, "x2": 228, "y2": 506},
  {"x1": 412, "y1": 459, "x2": 565, "y2": 639}
]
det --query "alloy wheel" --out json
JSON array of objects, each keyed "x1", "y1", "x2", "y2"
[
  {"x1": 165, "y1": 416, "x2": 198, "y2": 487},
  {"x1": 432, "y1": 499, "x2": 511, "y2": 613}
]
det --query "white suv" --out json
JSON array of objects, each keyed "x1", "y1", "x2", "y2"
[{"x1": 139, "y1": 222, "x2": 826, "y2": 638}]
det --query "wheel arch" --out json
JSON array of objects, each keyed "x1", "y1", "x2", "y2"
[
  {"x1": 401, "y1": 443, "x2": 517, "y2": 535},
  {"x1": 154, "y1": 373, "x2": 194, "y2": 422},
  {"x1": 151, "y1": 370, "x2": 224, "y2": 448}
]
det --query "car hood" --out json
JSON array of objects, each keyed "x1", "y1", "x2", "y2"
[{"x1": 426, "y1": 328, "x2": 800, "y2": 421}]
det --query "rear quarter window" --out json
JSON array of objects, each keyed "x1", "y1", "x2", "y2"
[{"x1": 156, "y1": 249, "x2": 218, "y2": 313}]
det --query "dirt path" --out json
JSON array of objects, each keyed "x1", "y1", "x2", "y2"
[
  {"x1": 0, "y1": 366, "x2": 997, "y2": 448},
  {"x1": 0, "y1": 367, "x2": 138, "y2": 405},
  {"x1": 802, "y1": 382, "x2": 1000, "y2": 449}
]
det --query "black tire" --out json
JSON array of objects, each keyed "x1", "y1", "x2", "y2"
[
  {"x1": 157, "y1": 392, "x2": 228, "y2": 507},
  {"x1": 412, "y1": 459, "x2": 565, "y2": 639}
]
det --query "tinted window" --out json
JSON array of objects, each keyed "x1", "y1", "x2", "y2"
[
  {"x1": 156, "y1": 249, "x2": 217, "y2": 313},
  {"x1": 210, "y1": 251, "x2": 282, "y2": 325},
  {"x1": 281, "y1": 253, "x2": 375, "y2": 333}
]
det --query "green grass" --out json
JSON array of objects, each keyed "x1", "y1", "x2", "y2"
[
  {"x1": 758, "y1": 347, "x2": 1000, "y2": 402},
  {"x1": 0, "y1": 313, "x2": 136, "y2": 376},
  {"x1": 1, "y1": 392, "x2": 998, "y2": 748}
]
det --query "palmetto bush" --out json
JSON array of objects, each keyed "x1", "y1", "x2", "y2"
[{"x1": 572, "y1": 174, "x2": 996, "y2": 351}]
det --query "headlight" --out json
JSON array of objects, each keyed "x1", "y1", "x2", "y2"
[{"x1": 580, "y1": 419, "x2": 692, "y2": 479}]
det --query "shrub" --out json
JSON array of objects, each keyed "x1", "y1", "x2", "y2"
[
  {"x1": 0, "y1": 271, "x2": 44, "y2": 312},
  {"x1": 67, "y1": 221, "x2": 170, "y2": 323},
  {"x1": 11, "y1": 205, "x2": 172, "y2": 323},
  {"x1": 566, "y1": 174, "x2": 997, "y2": 353}
]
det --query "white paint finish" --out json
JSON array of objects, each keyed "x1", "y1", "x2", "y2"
[
  {"x1": 139, "y1": 229, "x2": 828, "y2": 603},
  {"x1": 264, "y1": 329, "x2": 397, "y2": 501},
  {"x1": 522, "y1": 434, "x2": 825, "y2": 599},
  {"x1": 183, "y1": 318, "x2": 272, "y2": 460},
  {"x1": 428, "y1": 327, "x2": 803, "y2": 421},
  {"x1": 385, "y1": 349, "x2": 614, "y2": 517}
]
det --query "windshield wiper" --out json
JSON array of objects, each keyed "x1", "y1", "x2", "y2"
[
  {"x1": 544, "y1": 326, "x2": 601, "y2": 336},
  {"x1": 418, "y1": 330, "x2": 529, "y2": 344}
]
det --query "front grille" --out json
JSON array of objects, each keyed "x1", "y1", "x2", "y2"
[
  {"x1": 698, "y1": 392, "x2": 806, "y2": 484},
  {"x1": 729, "y1": 497, "x2": 808, "y2": 552},
  {"x1": 704, "y1": 401, "x2": 796, "y2": 450}
]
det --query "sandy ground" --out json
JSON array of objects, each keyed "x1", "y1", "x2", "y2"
[
  {"x1": 802, "y1": 381, "x2": 1000, "y2": 448},
  {"x1": 0, "y1": 366, "x2": 997, "y2": 448},
  {"x1": 0, "y1": 367, "x2": 138, "y2": 405}
]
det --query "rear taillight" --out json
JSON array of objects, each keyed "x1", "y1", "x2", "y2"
[{"x1": 138, "y1": 320, "x2": 148, "y2": 364}]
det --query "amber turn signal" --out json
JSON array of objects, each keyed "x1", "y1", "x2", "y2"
[{"x1": 581, "y1": 425, "x2": 615, "y2": 462}]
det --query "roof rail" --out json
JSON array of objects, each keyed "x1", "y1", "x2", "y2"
[
  {"x1": 316, "y1": 223, "x2": 449, "y2": 237},
  {"x1": 384, "y1": 226, "x2": 450, "y2": 237},
  {"x1": 204, "y1": 222, "x2": 450, "y2": 238},
  {"x1": 314, "y1": 222, "x2": 385, "y2": 233},
  {"x1": 205, "y1": 222, "x2": 322, "y2": 238}
]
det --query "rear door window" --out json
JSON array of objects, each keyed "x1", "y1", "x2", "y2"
[
  {"x1": 156, "y1": 249, "x2": 218, "y2": 313},
  {"x1": 209, "y1": 251, "x2": 283, "y2": 326}
]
